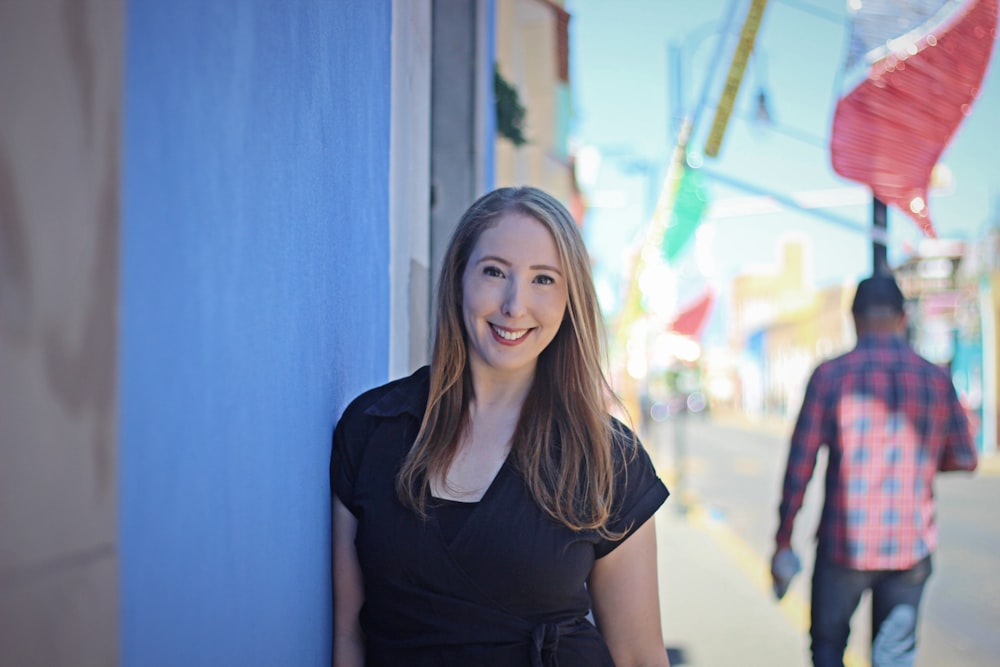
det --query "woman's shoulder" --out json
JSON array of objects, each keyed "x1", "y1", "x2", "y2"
[
  {"x1": 338, "y1": 366, "x2": 430, "y2": 425},
  {"x1": 608, "y1": 414, "x2": 641, "y2": 451},
  {"x1": 332, "y1": 366, "x2": 430, "y2": 467},
  {"x1": 597, "y1": 413, "x2": 669, "y2": 553},
  {"x1": 332, "y1": 368, "x2": 430, "y2": 502}
]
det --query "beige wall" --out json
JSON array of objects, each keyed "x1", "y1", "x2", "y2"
[
  {"x1": 494, "y1": 0, "x2": 575, "y2": 204},
  {"x1": 730, "y1": 238, "x2": 812, "y2": 344},
  {"x1": 761, "y1": 281, "x2": 854, "y2": 418},
  {"x1": 0, "y1": 2, "x2": 122, "y2": 665},
  {"x1": 430, "y1": 0, "x2": 494, "y2": 322},
  {"x1": 729, "y1": 238, "x2": 835, "y2": 417},
  {"x1": 391, "y1": 0, "x2": 433, "y2": 376}
]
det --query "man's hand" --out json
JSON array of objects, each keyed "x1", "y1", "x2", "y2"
[{"x1": 770, "y1": 547, "x2": 801, "y2": 600}]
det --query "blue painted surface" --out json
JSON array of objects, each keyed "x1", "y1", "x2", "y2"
[
  {"x1": 121, "y1": 1, "x2": 391, "y2": 664},
  {"x1": 952, "y1": 332, "x2": 985, "y2": 452}
]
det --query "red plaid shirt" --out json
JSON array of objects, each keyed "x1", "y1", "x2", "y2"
[{"x1": 776, "y1": 334, "x2": 978, "y2": 570}]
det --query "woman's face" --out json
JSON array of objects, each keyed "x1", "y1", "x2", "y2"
[{"x1": 461, "y1": 212, "x2": 569, "y2": 382}]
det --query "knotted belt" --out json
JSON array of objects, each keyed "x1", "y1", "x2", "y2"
[{"x1": 530, "y1": 618, "x2": 587, "y2": 667}]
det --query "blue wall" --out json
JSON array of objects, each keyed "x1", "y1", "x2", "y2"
[{"x1": 121, "y1": 2, "x2": 391, "y2": 664}]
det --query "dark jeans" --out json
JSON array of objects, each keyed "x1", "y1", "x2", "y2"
[{"x1": 810, "y1": 553, "x2": 933, "y2": 667}]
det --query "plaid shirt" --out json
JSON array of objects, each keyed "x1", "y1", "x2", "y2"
[{"x1": 776, "y1": 333, "x2": 978, "y2": 570}]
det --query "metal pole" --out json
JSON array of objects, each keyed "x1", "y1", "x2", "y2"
[
  {"x1": 668, "y1": 43, "x2": 684, "y2": 144},
  {"x1": 673, "y1": 406, "x2": 688, "y2": 514},
  {"x1": 873, "y1": 195, "x2": 888, "y2": 274}
]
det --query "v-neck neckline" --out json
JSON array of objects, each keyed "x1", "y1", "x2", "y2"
[
  {"x1": 431, "y1": 455, "x2": 512, "y2": 543},
  {"x1": 431, "y1": 442, "x2": 513, "y2": 503}
]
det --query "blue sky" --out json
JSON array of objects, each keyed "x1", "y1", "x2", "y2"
[{"x1": 567, "y1": 0, "x2": 1000, "y2": 329}]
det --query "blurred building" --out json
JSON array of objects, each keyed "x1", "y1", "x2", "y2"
[
  {"x1": 958, "y1": 223, "x2": 1000, "y2": 455},
  {"x1": 494, "y1": 0, "x2": 583, "y2": 220},
  {"x1": 726, "y1": 239, "x2": 854, "y2": 420},
  {"x1": 896, "y1": 239, "x2": 967, "y2": 366},
  {"x1": 896, "y1": 236, "x2": 1000, "y2": 457},
  {"x1": 725, "y1": 232, "x2": 999, "y2": 459}
]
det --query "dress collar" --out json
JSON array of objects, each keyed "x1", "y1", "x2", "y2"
[{"x1": 364, "y1": 365, "x2": 430, "y2": 419}]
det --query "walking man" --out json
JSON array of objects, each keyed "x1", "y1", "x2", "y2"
[{"x1": 772, "y1": 273, "x2": 978, "y2": 667}]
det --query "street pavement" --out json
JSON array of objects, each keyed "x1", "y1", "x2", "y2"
[{"x1": 647, "y1": 412, "x2": 1000, "y2": 667}]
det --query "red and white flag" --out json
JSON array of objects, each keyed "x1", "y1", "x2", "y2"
[{"x1": 830, "y1": 0, "x2": 998, "y2": 237}]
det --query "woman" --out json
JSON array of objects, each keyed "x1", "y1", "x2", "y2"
[{"x1": 331, "y1": 186, "x2": 670, "y2": 666}]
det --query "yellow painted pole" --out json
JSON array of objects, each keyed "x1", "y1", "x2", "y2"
[{"x1": 704, "y1": 0, "x2": 770, "y2": 157}]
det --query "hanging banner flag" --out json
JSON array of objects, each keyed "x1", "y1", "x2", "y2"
[
  {"x1": 662, "y1": 164, "x2": 710, "y2": 263},
  {"x1": 668, "y1": 289, "x2": 715, "y2": 339},
  {"x1": 830, "y1": 0, "x2": 998, "y2": 237}
]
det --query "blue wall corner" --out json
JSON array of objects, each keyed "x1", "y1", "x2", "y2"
[{"x1": 120, "y1": 1, "x2": 391, "y2": 664}]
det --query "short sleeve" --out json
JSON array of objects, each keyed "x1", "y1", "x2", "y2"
[
  {"x1": 330, "y1": 397, "x2": 370, "y2": 516},
  {"x1": 329, "y1": 367, "x2": 431, "y2": 517},
  {"x1": 595, "y1": 421, "x2": 670, "y2": 558}
]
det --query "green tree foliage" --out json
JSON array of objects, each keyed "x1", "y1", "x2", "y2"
[{"x1": 494, "y1": 66, "x2": 527, "y2": 146}]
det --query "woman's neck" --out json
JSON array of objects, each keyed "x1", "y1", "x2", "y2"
[
  {"x1": 431, "y1": 366, "x2": 531, "y2": 502},
  {"x1": 468, "y1": 366, "x2": 535, "y2": 412}
]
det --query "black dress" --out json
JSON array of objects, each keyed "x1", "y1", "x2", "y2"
[{"x1": 331, "y1": 367, "x2": 669, "y2": 667}]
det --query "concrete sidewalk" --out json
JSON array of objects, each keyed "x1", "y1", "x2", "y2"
[
  {"x1": 650, "y1": 413, "x2": 815, "y2": 666},
  {"x1": 650, "y1": 411, "x2": 875, "y2": 667},
  {"x1": 655, "y1": 497, "x2": 875, "y2": 667},
  {"x1": 656, "y1": 500, "x2": 811, "y2": 666}
]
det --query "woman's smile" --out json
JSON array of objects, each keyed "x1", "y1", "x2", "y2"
[{"x1": 490, "y1": 323, "x2": 532, "y2": 344}]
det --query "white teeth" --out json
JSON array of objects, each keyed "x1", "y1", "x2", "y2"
[{"x1": 491, "y1": 324, "x2": 528, "y2": 341}]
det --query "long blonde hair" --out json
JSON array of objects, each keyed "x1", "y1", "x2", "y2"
[{"x1": 396, "y1": 187, "x2": 629, "y2": 537}]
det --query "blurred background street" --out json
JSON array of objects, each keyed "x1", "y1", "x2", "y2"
[
  {"x1": 649, "y1": 413, "x2": 1000, "y2": 667},
  {"x1": 564, "y1": 4, "x2": 1000, "y2": 660}
]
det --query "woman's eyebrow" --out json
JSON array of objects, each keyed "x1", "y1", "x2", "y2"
[
  {"x1": 476, "y1": 254, "x2": 511, "y2": 266},
  {"x1": 475, "y1": 255, "x2": 563, "y2": 275}
]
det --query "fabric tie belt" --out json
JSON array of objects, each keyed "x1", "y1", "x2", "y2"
[{"x1": 530, "y1": 618, "x2": 584, "y2": 667}]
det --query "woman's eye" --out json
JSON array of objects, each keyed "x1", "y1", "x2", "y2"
[
  {"x1": 533, "y1": 274, "x2": 555, "y2": 285},
  {"x1": 483, "y1": 265, "x2": 504, "y2": 278}
]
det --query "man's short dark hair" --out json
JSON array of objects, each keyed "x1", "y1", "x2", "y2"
[{"x1": 852, "y1": 274, "x2": 905, "y2": 317}]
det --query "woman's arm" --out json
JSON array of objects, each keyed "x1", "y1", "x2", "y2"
[
  {"x1": 589, "y1": 518, "x2": 670, "y2": 667},
  {"x1": 332, "y1": 496, "x2": 365, "y2": 667}
]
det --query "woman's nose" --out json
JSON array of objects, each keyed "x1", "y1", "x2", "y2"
[{"x1": 502, "y1": 280, "x2": 526, "y2": 318}]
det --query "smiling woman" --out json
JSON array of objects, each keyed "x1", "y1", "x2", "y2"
[
  {"x1": 331, "y1": 186, "x2": 672, "y2": 667},
  {"x1": 461, "y1": 212, "x2": 569, "y2": 381}
]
